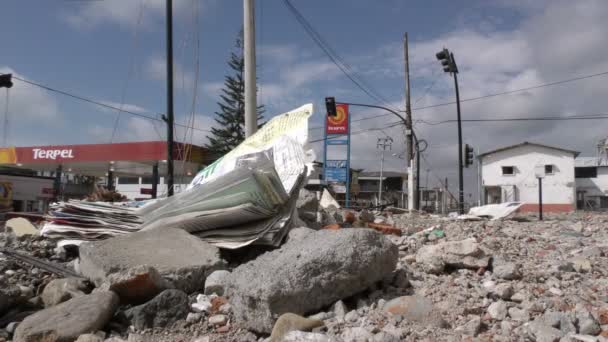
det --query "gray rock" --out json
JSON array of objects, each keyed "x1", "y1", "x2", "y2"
[
  {"x1": 227, "y1": 229, "x2": 397, "y2": 333},
  {"x1": 571, "y1": 257, "x2": 592, "y2": 273},
  {"x1": 283, "y1": 331, "x2": 335, "y2": 342},
  {"x1": 559, "y1": 312, "x2": 577, "y2": 335},
  {"x1": 415, "y1": 238, "x2": 489, "y2": 273},
  {"x1": 0, "y1": 286, "x2": 19, "y2": 316},
  {"x1": 543, "y1": 311, "x2": 564, "y2": 328},
  {"x1": 75, "y1": 333, "x2": 104, "y2": 342},
  {"x1": 98, "y1": 265, "x2": 172, "y2": 304},
  {"x1": 382, "y1": 295, "x2": 448, "y2": 328},
  {"x1": 124, "y1": 289, "x2": 189, "y2": 330},
  {"x1": 332, "y1": 300, "x2": 348, "y2": 320},
  {"x1": 344, "y1": 310, "x2": 359, "y2": 323},
  {"x1": 488, "y1": 301, "x2": 508, "y2": 320},
  {"x1": 341, "y1": 327, "x2": 373, "y2": 342},
  {"x1": 186, "y1": 312, "x2": 202, "y2": 324},
  {"x1": 13, "y1": 291, "x2": 119, "y2": 342},
  {"x1": 208, "y1": 314, "x2": 227, "y2": 326},
  {"x1": 79, "y1": 228, "x2": 226, "y2": 293},
  {"x1": 456, "y1": 316, "x2": 482, "y2": 336},
  {"x1": 576, "y1": 310, "x2": 601, "y2": 335},
  {"x1": 372, "y1": 332, "x2": 400, "y2": 342},
  {"x1": 270, "y1": 313, "x2": 324, "y2": 342},
  {"x1": 41, "y1": 277, "x2": 90, "y2": 307},
  {"x1": 528, "y1": 321, "x2": 564, "y2": 342},
  {"x1": 508, "y1": 307, "x2": 530, "y2": 322},
  {"x1": 493, "y1": 262, "x2": 522, "y2": 280},
  {"x1": 492, "y1": 283, "x2": 514, "y2": 300},
  {"x1": 204, "y1": 270, "x2": 231, "y2": 296},
  {"x1": 6, "y1": 322, "x2": 18, "y2": 334}
]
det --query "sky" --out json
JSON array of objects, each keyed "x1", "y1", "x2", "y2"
[{"x1": 2, "y1": 0, "x2": 608, "y2": 199}]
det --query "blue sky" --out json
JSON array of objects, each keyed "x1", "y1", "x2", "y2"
[{"x1": 2, "y1": 0, "x2": 608, "y2": 196}]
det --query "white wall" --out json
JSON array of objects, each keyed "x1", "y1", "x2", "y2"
[
  {"x1": 481, "y1": 145, "x2": 576, "y2": 205},
  {"x1": 115, "y1": 176, "x2": 192, "y2": 200}
]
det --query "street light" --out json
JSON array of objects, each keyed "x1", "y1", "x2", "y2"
[{"x1": 436, "y1": 48, "x2": 464, "y2": 214}]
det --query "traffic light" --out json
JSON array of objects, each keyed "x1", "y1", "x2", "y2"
[
  {"x1": 464, "y1": 144, "x2": 474, "y2": 167},
  {"x1": 325, "y1": 97, "x2": 337, "y2": 117},
  {"x1": 435, "y1": 48, "x2": 458, "y2": 73},
  {"x1": 0, "y1": 74, "x2": 13, "y2": 88}
]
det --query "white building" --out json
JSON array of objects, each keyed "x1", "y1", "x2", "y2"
[
  {"x1": 574, "y1": 157, "x2": 608, "y2": 210},
  {"x1": 478, "y1": 142, "x2": 578, "y2": 213}
]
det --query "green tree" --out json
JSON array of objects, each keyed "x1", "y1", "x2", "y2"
[{"x1": 206, "y1": 31, "x2": 264, "y2": 156}]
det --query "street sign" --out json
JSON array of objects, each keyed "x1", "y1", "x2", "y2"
[
  {"x1": 326, "y1": 139, "x2": 348, "y2": 145},
  {"x1": 534, "y1": 164, "x2": 545, "y2": 178},
  {"x1": 324, "y1": 101, "x2": 351, "y2": 206},
  {"x1": 326, "y1": 160, "x2": 347, "y2": 168},
  {"x1": 326, "y1": 168, "x2": 347, "y2": 182},
  {"x1": 326, "y1": 104, "x2": 349, "y2": 135}
]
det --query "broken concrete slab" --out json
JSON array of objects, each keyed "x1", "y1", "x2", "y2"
[
  {"x1": 415, "y1": 238, "x2": 490, "y2": 274},
  {"x1": 124, "y1": 289, "x2": 189, "y2": 330},
  {"x1": 204, "y1": 270, "x2": 231, "y2": 296},
  {"x1": 78, "y1": 228, "x2": 226, "y2": 293},
  {"x1": 269, "y1": 313, "x2": 324, "y2": 342},
  {"x1": 41, "y1": 277, "x2": 90, "y2": 307},
  {"x1": 5, "y1": 218, "x2": 39, "y2": 237},
  {"x1": 13, "y1": 291, "x2": 119, "y2": 342},
  {"x1": 382, "y1": 295, "x2": 448, "y2": 328},
  {"x1": 98, "y1": 265, "x2": 172, "y2": 304},
  {"x1": 227, "y1": 229, "x2": 398, "y2": 333}
]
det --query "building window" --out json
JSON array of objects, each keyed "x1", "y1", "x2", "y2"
[
  {"x1": 545, "y1": 165, "x2": 554, "y2": 175},
  {"x1": 502, "y1": 166, "x2": 514, "y2": 175},
  {"x1": 575, "y1": 167, "x2": 597, "y2": 178},
  {"x1": 117, "y1": 177, "x2": 139, "y2": 185}
]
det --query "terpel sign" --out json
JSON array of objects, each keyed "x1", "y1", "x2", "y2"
[
  {"x1": 32, "y1": 148, "x2": 74, "y2": 160},
  {"x1": 326, "y1": 103, "x2": 349, "y2": 135}
]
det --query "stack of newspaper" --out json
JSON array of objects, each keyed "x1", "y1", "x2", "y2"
[{"x1": 41, "y1": 104, "x2": 313, "y2": 249}]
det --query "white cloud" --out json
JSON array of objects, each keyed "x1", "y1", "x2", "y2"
[
  {"x1": 0, "y1": 67, "x2": 61, "y2": 122},
  {"x1": 61, "y1": 0, "x2": 198, "y2": 29}
]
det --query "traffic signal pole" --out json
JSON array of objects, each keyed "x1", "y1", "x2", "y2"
[
  {"x1": 453, "y1": 63, "x2": 464, "y2": 214},
  {"x1": 165, "y1": 0, "x2": 175, "y2": 197}
]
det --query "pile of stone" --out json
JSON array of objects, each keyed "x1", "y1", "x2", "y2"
[{"x1": 1, "y1": 208, "x2": 607, "y2": 342}]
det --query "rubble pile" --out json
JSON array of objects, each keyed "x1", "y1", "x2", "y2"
[{"x1": 1, "y1": 209, "x2": 607, "y2": 341}]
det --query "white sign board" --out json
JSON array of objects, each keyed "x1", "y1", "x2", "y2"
[{"x1": 534, "y1": 164, "x2": 545, "y2": 178}]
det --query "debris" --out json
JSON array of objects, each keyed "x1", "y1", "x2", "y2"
[
  {"x1": 41, "y1": 277, "x2": 90, "y2": 307},
  {"x1": 382, "y1": 295, "x2": 448, "y2": 328},
  {"x1": 467, "y1": 202, "x2": 525, "y2": 220},
  {"x1": 487, "y1": 301, "x2": 508, "y2": 320},
  {"x1": 204, "y1": 270, "x2": 231, "y2": 296},
  {"x1": 98, "y1": 265, "x2": 172, "y2": 304},
  {"x1": 191, "y1": 293, "x2": 216, "y2": 313},
  {"x1": 415, "y1": 238, "x2": 490, "y2": 274},
  {"x1": 366, "y1": 222, "x2": 402, "y2": 236},
  {"x1": 208, "y1": 314, "x2": 228, "y2": 326},
  {"x1": 123, "y1": 289, "x2": 189, "y2": 330},
  {"x1": 5, "y1": 218, "x2": 38, "y2": 237},
  {"x1": 270, "y1": 313, "x2": 323, "y2": 342},
  {"x1": 13, "y1": 291, "x2": 119, "y2": 342},
  {"x1": 78, "y1": 227, "x2": 226, "y2": 293},
  {"x1": 576, "y1": 310, "x2": 601, "y2": 335},
  {"x1": 282, "y1": 331, "x2": 335, "y2": 342},
  {"x1": 226, "y1": 229, "x2": 398, "y2": 333},
  {"x1": 493, "y1": 261, "x2": 522, "y2": 280}
]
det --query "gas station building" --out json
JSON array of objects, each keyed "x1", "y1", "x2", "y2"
[{"x1": 0, "y1": 141, "x2": 211, "y2": 212}]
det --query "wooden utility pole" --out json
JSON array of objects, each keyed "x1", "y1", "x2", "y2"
[{"x1": 404, "y1": 33, "x2": 415, "y2": 212}]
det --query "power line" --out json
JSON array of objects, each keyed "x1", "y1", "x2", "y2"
[
  {"x1": 3, "y1": 74, "x2": 211, "y2": 133},
  {"x1": 416, "y1": 113, "x2": 608, "y2": 126},
  {"x1": 309, "y1": 69, "x2": 608, "y2": 130},
  {"x1": 309, "y1": 121, "x2": 404, "y2": 143},
  {"x1": 282, "y1": 0, "x2": 399, "y2": 112}
]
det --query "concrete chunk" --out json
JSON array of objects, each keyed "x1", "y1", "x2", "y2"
[
  {"x1": 13, "y1": 291, "x2": 119, "y2": 342},
  {"x1": 227, "y1": 229, "x2": 398, "y2": 333},
  {"x1": 41, "y1": 277, "x2": 90, "y2": 307},
  {"x1": 79, "y1": 228, "x2": 226, "y2": 293}
]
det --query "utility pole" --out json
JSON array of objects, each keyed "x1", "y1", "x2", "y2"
[
  {"x1": 403, "y1": 33, "x2": 415, "y2": 213},
  {"x1": 377, "y1": 137, "x2": 393, "y2": 206},
  {"x1": 244, "y1": 0, "x2": 257, "y2": 137},
  {"x1": 165, "y1": 0, "x2": 175, "y2": 197}
]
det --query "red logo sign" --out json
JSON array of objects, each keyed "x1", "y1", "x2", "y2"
[
  {"x1": 140, "y1": 188, "x2": 154, "y2": 195},
  {"x1": 326, "y1": 104, "x2": 349, "y2": 135}
]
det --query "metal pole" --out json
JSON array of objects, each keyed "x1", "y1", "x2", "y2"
[
  {"x1": 152, "y1": 162, "x2": 159, "y2": 199},
  {"x1": 166, "y1": 0, "x2": 175, "y2": 197},
  {"x1": 403, "y1": 33, "x2": 415, "y2": 212},
  {"x1": 477, "y1": 148, "x2": 482, "y2": 206},
  {"x1": 244, "y1": 0, "x2": 257, "y2": 137},
  {"x1": 53, "y1": 165, "x2": 62, "y2": 202},
  {"x1": 452, "y1": 56, "x2": 464, "y2": 214},
  {"x1": 538, "y1": 177, "x2": 543, "y2": 220},
  {"x1": 379, "y1": 148, "x2": 384, "y2": 206},
  {"x1": 416, "y1": 145, "x2": 421, "y2": 210}
]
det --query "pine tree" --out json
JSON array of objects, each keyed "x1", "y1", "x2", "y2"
[{"x1": 206, "y1": 31, "x2": 264, "y2": 156}]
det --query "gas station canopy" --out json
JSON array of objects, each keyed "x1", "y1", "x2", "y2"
[{"x1": 0, "y1": 141, "x2": 212, "y2": 177}]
